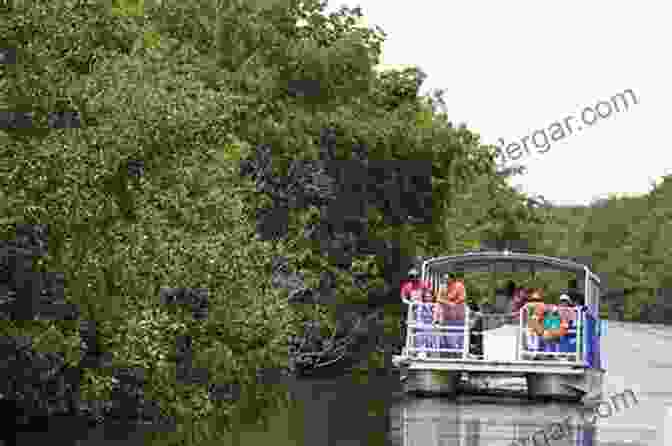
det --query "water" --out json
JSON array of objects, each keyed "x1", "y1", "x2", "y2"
[
  {"x1": 15, "y1": 321, "x2": 670, "y2": 445},
  {"x1": 382, "y1": 320, "x2": 669, "y2": 446},
  {"x1": 262, "y1": 320, "x2": 669, "y2": 446}
]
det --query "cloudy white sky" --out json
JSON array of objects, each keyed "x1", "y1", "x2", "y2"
[{"x1": 326, "y1": 0, "x2": 670, "y2": 206}]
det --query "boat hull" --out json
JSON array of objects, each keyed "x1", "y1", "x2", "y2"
[
  {"x1": 404, "y1": 370, "x2": 461, "y2": 396},
  {"x1": 394, "y1": 355, "x2": 604, "y2": 402},
  {"x1": 526, "y1": 368, "x2": 604, "y2": 401}
]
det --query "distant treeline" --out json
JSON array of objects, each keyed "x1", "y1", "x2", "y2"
[{"x1": 536, "y1": 177, "x2": 672, "y2": 324}]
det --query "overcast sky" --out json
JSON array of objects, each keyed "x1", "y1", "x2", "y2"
[{"x1": 326, "y1": 0, "x2": 670, "y2": 206}]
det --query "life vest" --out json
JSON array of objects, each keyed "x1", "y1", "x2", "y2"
[{"x1": 540, "y1": 305, "x2": 570, "y2": 341}]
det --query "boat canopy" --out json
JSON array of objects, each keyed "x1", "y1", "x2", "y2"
[{"x1": 421, "y1": 250, "x2": 602, "y2": 308}]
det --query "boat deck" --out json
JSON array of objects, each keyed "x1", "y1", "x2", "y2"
[{"x1": 393, "y1": 355, "x2": 589, "y2": 375}]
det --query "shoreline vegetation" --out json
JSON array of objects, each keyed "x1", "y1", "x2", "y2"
[{"x1": 0, "y1": 1, "x2": 669, "y2": 445}]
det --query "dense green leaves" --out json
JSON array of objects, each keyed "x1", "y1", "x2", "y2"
[
  {"x1": 7, "y1": 0, "x2": 656, "y2": 444},
  {"x1": 531, "y1": 177, "x2": 672, "y2": 321}
]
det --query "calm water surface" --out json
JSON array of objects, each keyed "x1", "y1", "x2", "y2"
[
  {"x1": 20, "y1": 321, "x2": 671, "y2": 445},
  {"x1": 249, "y1": 320, "x2": 671, "y2": 446}
]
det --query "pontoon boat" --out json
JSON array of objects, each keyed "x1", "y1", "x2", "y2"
[{"x1": 392, "y1": 250, "x2": 605, "y2": 402}]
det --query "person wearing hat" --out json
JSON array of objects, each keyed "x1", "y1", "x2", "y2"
[
  {"x1": 399, "y1": 268, "x2": 433, "y2": 353},
  {"x1": 542, "y1": 293, "x2": 577, "y2": 358},
  {"x1": 559, "y1": 293, "x2": 574, "y2": 307},
  {"x1": 558, "y1": 294, "x2": 576, "y2": 326},
  {"x1": 400, "y1": 268, "x2": 432, "y2": 304},
  {"x1": 557, "y1": 293, "x2": 578, "y2": 358},
  {"x1": 527, "y1": 290, "x2": 575, "y2": 360}
]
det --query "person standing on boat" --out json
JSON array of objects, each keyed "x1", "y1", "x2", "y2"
[
  {"x1": 510, "y1": 283, "x2": 528, "y2": 322},
  {"x1": 414, "y1": 287, "x2": 439, "y2": 358},
  {"x1": 505, "y1": 280, "x2": 517, "y2": 308},
  {"x1": 433, "y1": 274, "x2": 452, "y2": 353},
  {"x1": 400, "y1": 268, "x2": 432, "y2": 352},
  {"x1": 557, "y1": 294, "x2": 578, "y2": 356},
  {"x1": 433, "y1": 273, "x2": 466, "y2": 354},
  {"x1": 400, "y1": 268, "x2": 431, "y2": 303},
  {"x1": 539, "y1": 293, "x2": 576, "y2": 358},
  {"x1": 525, "y1": 288, "x2": 546, "y2": 357},
  {"x1": 526, "y1": 289, "x2": 574, "y2": 359},
  {"x1": 434, "y1": 274, "x2": 466, "y2": 313},
  {"x1": 557, "y1": 294, "x2": 576, "y2": 320}
]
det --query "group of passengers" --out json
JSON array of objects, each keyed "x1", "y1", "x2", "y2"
[
  {"x1": 400, "y1": 268, "x2": 582, "y2": 359},
  {"x1": 400, "y1": 268, "x2": 467, "y2": 356},
  {"x1": 399, "y1": 268, "x2": 469, "y2": 358}
]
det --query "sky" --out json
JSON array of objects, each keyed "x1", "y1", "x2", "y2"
[{"x1": 324, "y1": 0, "x2": 671, "y2": 206}]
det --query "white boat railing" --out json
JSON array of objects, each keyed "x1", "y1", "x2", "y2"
[
  {"x1": 403, "y1": 301, "x2": 585, "y2": 364},
  {"x1": 404, "y1": 301, "x2": 470, "y2": 356}
]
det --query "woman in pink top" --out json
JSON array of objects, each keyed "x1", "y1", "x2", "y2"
[
  {"x1": 400, "y1": 268, "x2": 432, "y2": 303},
  {"x1": 399, "y1": 268, "x2": 432, "y2": 351}
]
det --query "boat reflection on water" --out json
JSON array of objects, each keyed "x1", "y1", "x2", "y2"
[{"x1": 395, "y1": 396, "x2": 597, "y2": 446}]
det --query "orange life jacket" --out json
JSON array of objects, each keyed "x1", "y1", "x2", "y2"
[{"x1": 527, "y1": 303, "x2": 571, "y2": 340}]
